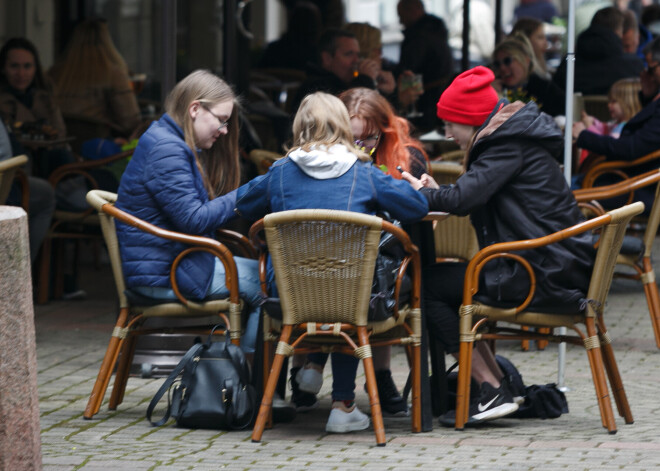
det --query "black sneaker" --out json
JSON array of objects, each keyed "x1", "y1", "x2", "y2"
[
  {"x1": 501, "y1": 377, "x2": 525, "y2": 406},
  {"x1": 439, "y1": 381, "x2": 518, "y2": 427},
  {"x1": 365, "y1": 369, "x2": 409, "y2": 417},
  {"x1": 290, "y1": 367, "x2": 319, "y2": 412},
  {"x1": 272, "y1": 394, "x2": 296, "y2": 423}
]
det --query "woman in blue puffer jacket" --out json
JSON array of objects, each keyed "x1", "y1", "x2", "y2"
[{"x1": 115, "y1": 70, "x2": 261, "y2": 354}]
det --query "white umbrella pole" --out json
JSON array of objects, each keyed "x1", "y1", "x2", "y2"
[{"x1": 559, "y1": 0, "x2": 577, "y2": 392}]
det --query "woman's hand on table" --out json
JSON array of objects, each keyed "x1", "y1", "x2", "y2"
[{"x1": 401, "y1": 171, "x2": 439, "y2": 190}]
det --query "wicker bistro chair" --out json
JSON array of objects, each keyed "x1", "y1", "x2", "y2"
[
  {"x1": 36, "y1": 149, "x2": 134, "y2": 304},
  {"x1": 429, "y1": 162, "x2": 478, "y2": 262},
  {"x1": 83, "y1": 190, "x2": 249, "y2": 419},
  {"x1": 581, "y1": 149, "x2": 660, "y2": 188},
  {"x1": 249, "y1": 210, "x2": 423, "y2": 446},
  {"x1": 0, "y1": 154, "x2": 28, "y2": 208},
  {"x1": 574, "y1": 170, "x2": 660, "y2": 349},
  {"x1": 452, "y1": 202, "x2": 643, "y2": 433}
]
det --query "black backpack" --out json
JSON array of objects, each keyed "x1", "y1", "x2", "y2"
[
  {"x1": 496, "y1": 354, "x2": 569, "y2": 419},
  {"x1": 444, "y1": 355, "x2": 569, "y2": 419}
]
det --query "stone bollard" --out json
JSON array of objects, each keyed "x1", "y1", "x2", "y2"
[{"x1": 0, "y1": 206, "x2": 42, "y2": 470}]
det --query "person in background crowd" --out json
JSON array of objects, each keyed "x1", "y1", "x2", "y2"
[
  {"x1": 258, "y1": 1, "x2": 322, "y2": 71},
  {"x1": 511, "y1": 17, "x2": 552, "y2": 79},
  {"x1": 236, "y1": 91, "x2": 428, "y2": 433},
  {"x1": 402, "y1": 66, "x2": 594, "y2": 426},
  {"x1": 0, "y1": 120, "x2": 54, "y2": 264},
  {"x1": 572, "y1": 36, "x2": 660, "y2": 211},
  {"x1": 0, "y1": 37, "x2": 74, "y2": 177},
  {"x1": 492, "y1": 34, "x2": 566, "y2": 117},
  {"x1": 290, "y1": 29, "x2": 377, "y2": 115},
  {"x1": 396, "y1": 0, "x2": 454, "y2": 131},
  {"x1": 553, "y1": 7, "x2": 644, "y2": 96},
  {"x1": 344, "y1": 22, "x2": 397, "y2": 99},
  {"x1": 49, "y1": 19, "x2": 142, "y2": 139}
]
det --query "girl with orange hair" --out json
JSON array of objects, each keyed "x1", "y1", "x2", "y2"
[{"x1": 339, "y1": 87, "x2": 429, "y2": 179}]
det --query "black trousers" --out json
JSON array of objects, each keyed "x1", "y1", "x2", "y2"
[{"x1": 423, "y1": 262, "x2": 468, "y2": 355}]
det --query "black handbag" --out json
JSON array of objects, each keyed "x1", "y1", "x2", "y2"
[
  {"x1": 146, "y1": 326, "x2": 256, "y2": 430},
  {"x1": 369, "y1": 220, "x2": 412, "y2": 321}
]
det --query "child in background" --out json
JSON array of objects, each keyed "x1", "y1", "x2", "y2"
[{"x1": 578, "y1": 78, "x2": 642, "y2": 166}]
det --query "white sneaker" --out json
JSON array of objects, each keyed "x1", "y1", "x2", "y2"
[
  {"x1": 296, "y1": 366, "x2": 323, "y2": 394},
  {"x1": 325, "y1": 405, "x2": 370, "y2": 433}
]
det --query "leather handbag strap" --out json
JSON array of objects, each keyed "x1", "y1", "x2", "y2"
[
  {"x1": 225, "y1": 340, "x2": 256, "y2": 429},
  {"x1": 146, "y1": 342, "x2": 204, "y2": 427}
]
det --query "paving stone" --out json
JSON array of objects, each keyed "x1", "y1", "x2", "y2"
[{"x1": 36, "y1": 237, "x2": 660, "y2": 470}]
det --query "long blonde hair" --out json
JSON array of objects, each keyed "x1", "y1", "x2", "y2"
[
  {"x1": 165, "y1": 70, "x2": 240, "y2": 198},
  {"x1": 50, "y1": 19, "x2": 129, "y2": 93},
  {"x1": 290, "y1": 92, "x2": 369, "y2": 161},
  {"x1": 608, "y1": 78, "x2": 642, "y2": 122}
]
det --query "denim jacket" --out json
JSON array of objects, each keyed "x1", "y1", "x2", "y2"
[{"x1": 235, "y1": 144, "x2": 428, "y2": 223}]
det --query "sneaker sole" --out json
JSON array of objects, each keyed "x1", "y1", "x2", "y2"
[
  {"x1": 383, "y1": 408, "x2": 410, "y2": 418},
  {"x1": 471, "y1": 402, "x2": 519, "y2": 422},
  {"x1": 295, "y1": 400, "x2": 320, "y2": 412},
  {"x1": 325, "y1": 416, "x2": 370, "y2": 433}
]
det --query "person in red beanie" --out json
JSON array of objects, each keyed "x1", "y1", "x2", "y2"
[{"x1": 402, "y1": 66, "x2": 595, "y2": 426}]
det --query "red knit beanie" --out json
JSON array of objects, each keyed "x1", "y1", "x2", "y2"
[{"x1": 436, "y1": 66, "x2": 498, "y2": 127}]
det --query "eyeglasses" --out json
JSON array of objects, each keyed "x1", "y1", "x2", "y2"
[
  {"x1": 493, "y1": 56, "x2": 514, "y2": 69},
  {"x1": 646, "y1": 62, "x2": 659, "y2": 74},
  {"x1": 354, "y1": 135, "x2": 380, "y2": 155},
  {"x1": 202, "y1": 105, "x2": 229, "y2": 131}
]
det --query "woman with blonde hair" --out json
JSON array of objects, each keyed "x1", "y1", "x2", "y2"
[
  {"x1": 49, "y1": 19, "x2": 141, "y2": 137},
  {"x1": 492, "y1": 33, "x2": 565, "y2": 116},
  {"x1": 115, "y1": 70, "x2": 261, "y2": 355},
  {"x1": 236, "y1": 91, "x2": 428, "y2": 433},
  {"x1": 510, "y1": 18, "x2": 552, "y2": 79},
  {"x1": 340, "y1": 87, "x2": 428, "y2": 178}
]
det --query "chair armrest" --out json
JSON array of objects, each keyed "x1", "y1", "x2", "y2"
[
  {"x1": 216, "y1": 228, "x2": 258, "y2": 259},
  {"x1": 574, "y1": 169, "x2": 660, "y2": 203},
  {"x1": 47, "y1": 149, "x2": 134, "y2": 187},
  {"x1": 96, "y1": 197, "x2": 241, "y2": 307},
  {"x1": 461, "y1": 203, "x2": 644, "y2": 311},
  {"x1": 582, "y1": 149, "x2": 660, "y2": 188}
]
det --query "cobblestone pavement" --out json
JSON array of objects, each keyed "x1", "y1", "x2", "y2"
[{"x1": 36, "y1": 252, "x2": 660, "y2": 470}]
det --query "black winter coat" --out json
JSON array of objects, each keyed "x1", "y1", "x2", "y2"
[
  {"x1": 553, "y1": 25, "x2": 643, "y2": 96},
  {"x1": 421, "y1": 101, "x2": 595, "y2": 311}
]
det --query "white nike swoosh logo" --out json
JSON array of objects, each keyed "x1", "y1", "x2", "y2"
[{"x1": 477, "y1": 395, "x2": 500, "y2": 412}]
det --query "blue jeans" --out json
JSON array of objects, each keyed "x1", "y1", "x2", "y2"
[{"x1": 134, "y1": 256, "x2": 262, "y2": 353}]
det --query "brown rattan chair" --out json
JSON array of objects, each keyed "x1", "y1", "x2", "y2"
[
  {"x1": 83, "y1": 190, "x2": 249, "y2": 419},
  {"x1": 0, "y1": 154, "x2": 29, "y2": 208},
  {"x1": 453, "y1": 202, "x2": 643, "y2": 433},
  {"x1": 574, "y1": 169, "x2": 660, "y2": 348},
  {"x1": 36, "y1": 149, "x2": 134, "y2": 304},
  {"x1": 429, "y1": 162, "x2": 478, "y2": 262},
  {"x1": 582, "y1": 149, "x2": 660, "y2": 189},
  {"x1": 249, "y1": 209, "x2": 422, "y2": 446}
]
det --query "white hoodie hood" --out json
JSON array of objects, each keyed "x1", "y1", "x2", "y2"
[{"x1": 288, "y1": 144, "x2": 358, "y2": 179}]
